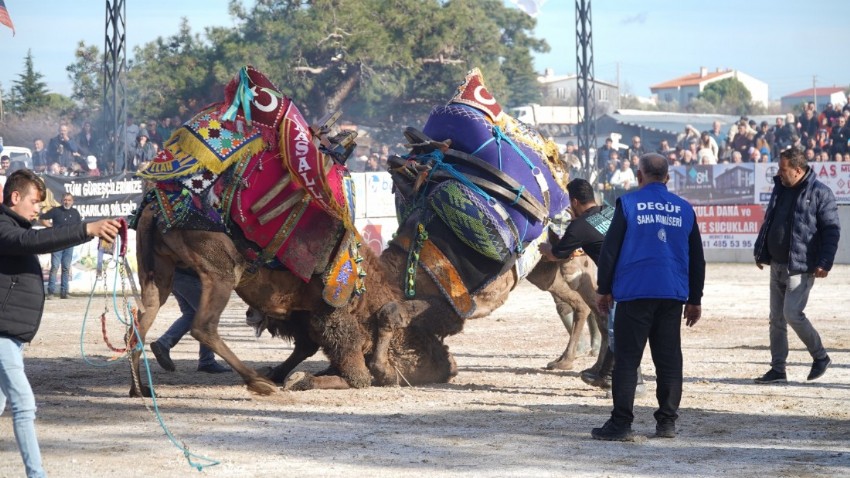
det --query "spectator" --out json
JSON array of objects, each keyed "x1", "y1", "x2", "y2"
[
  {"x1": 146, "y1": 119, "x2": 164, "y2": 149},
  {"x1": 731, "y1": 151, "x2": 743, "y2": 164},
  {"x1": 131, "y1": 131, "x2": 156, "y2": 172},
  {"x1": 829, "y1": 116, "x2": 850, "y2": 157},
  {"x1": 697, "y1": 131, "x2": 718, "y2": 164},
  {"x1": 32, "y1": 139, "x2": 48, "y2": 173},
  {"x1": 86, "y1": 155, "x2": 101, "y2": 177},
  {"x1": 756, "y1": 137, "x2": 772, "y2": 162},
  {"x1": 609, "y1": 158, "x2": 636, "y2": 191},
  {"x1": 798, "y1": 106, "x2": 817, "y2": 143},
  {"x1": 122, "y1": 114, "x2": 140, "y2": 171},
  {"x1": 656, "y1": 139, "x2": 672, "y2": 156},
  {"x1": 626, "y1": 136, "x2": 645, "y2": 160},
  {"x1": 157, "y1": 117, "x2": 174, "y2": 143},
  {"x1": 41, "y1": 193, "x2": 83, "y2": 299},
  {"x1": 708, "y1": 120, "x2": 727, "y2": 157},
  {"x1": 0, "y1": 156, "x2": 9, "y2": 176},
  {"x1": 47, "y1": 124, "x2": 81, "y2": 170},
  {"x1": 75, "y1": 121, "x2": 98, "y2": 157},
  {"x1": 597, "y1": 138, "x2": 615, "y2": 167},
  {"x1": 731, "y1": 122, "x2": 754, "y2": 161}
]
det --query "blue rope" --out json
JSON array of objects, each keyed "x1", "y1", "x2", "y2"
[
  {"x1": 511, "y1": 185, "x2": 526, "y2": 205},
  {"x1": 419, "y1": 150, "x2": 493, "y2": 203},
  {"x1": 222, "y1": 67, "x2": 254, "y2": 125},
  {"x1": 78, "y1": 235, "x2": 220, "y2": 471}
]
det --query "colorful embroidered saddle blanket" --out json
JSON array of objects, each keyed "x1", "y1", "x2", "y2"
[
  {"x1": 133, "y1": 66, "x2": 363, "y2": 307},
  {"x1": 389, "y1": 68, "x2": 571, "y2": 316}
]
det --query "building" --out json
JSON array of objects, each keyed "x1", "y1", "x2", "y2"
[
  {"x1": 650, "y1": 67, "x2": 768, "y2": 108},
  {"x1": 536, "y1": 68, "x2": 620, "y2": 115},
  {"x1": 780, "y1": 87, "x2": 847, "y2": 112}
]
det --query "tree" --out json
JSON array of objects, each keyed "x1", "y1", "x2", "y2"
[
  {"x1": 66, "y1": 41, "x2": 103, "y2": 118},
  {"x1": 122, "y1": 0, "x2": 546, "y2": 139},
  {"x1": 698, "y1": 77, "x2": 753, "y2": 116},
  {"x1": 10, "y1": 49, "x2": 49, "y2": 113}
]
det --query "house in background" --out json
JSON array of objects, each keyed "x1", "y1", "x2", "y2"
[
  {"x1": 537, "y1": 68, "x2": 620, "y2": 115},
  {"x1": 780, "y1": 87, "x2": 847, "y2": 112},
  {"x1": 650, "y1": 67, "x2": 768, "y2": 108}
]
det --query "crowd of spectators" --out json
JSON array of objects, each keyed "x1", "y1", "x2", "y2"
[
  {"x1": 591, "y1": 101, "x2": 850, "y2": 204},
  {"x1": 6, "y1": 115, "x2": 182, "y2": 179}
]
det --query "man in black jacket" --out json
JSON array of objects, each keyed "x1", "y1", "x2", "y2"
[
  {"x1": 753, "y1": 148, "x2": 840, "y2": 384},
  {"x1": 0, "y1": 169, "x2": 119, "y2": 477}
]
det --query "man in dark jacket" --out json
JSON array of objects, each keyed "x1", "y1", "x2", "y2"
[
  {"x1": 753, "y1": 148, "x2": 840, "y2": 384},
  {"x1": 0, "y1": 169, "x2": 119, "y2": 477},
  {"x1": 592, "y1": 153, "x2": 705, "y2": 442}
]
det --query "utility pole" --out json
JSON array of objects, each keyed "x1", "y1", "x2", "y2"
[
  {"x1": 616, "y1": 61, "x2": 621, "y2": 111},
  {"x1": 576, "y1": 0, "x2": 596, "y2": 181},
  {"x1": 103, "y1": 0, "x2": 127, "y2": 173},
  {"x1": 812, "y1": 75, "x2": 817, "y2": 110}
]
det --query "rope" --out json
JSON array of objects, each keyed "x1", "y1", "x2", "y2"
[{"x1": 79, "y1": 233, "x2": 220, "y2": 471}]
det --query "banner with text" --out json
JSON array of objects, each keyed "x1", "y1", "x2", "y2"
[
  {"x1": 753, "y1": 162, "x2": 850, "y2": 204},
  {"x1": 693, "y1": 204, "x2": 764, "y2": 250},
  {"x1": 42, "y1": 173, "x2": 145, "y2": 220}
]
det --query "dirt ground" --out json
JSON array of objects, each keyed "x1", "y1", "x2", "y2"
[{"x1": 1, "y1": 263, "x2": 848, "y2": 477}]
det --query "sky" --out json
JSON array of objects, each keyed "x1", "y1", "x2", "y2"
[{"x1": 0, "y1": 0, "x2": 847, "y2": 102}]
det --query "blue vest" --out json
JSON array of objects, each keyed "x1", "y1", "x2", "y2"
[{"x1": 613, "y1": 183, "x2": 694, "y2": 302}]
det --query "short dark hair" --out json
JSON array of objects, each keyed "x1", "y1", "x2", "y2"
[
  {"x1": 3, "y1": 169, "x2": 47, "y2": 204},
  {"x1": 780, "y1": 147, "x2": 807, "y2": 170},
  {"x1": 639, "y1": 153, "x2": 668, "y2": 181},
  {"x1": 566, "y1": 178, "x2": 595, "y2": 204}
]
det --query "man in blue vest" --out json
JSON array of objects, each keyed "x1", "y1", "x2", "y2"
[{"x1": 592, "y1": 153, "x2": 705, "y2": 441}]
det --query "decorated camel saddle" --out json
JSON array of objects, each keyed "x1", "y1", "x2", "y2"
[
  {"x1": 389, "y1": 68, "x2": 570, "y2": 317},
  {"x1": 133, "y1": 66, "x2": 363, "y2": 307}
]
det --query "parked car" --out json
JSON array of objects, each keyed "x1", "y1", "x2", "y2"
[{"x1": 2, "y1": 145, "x2": 33, "y2": 172}]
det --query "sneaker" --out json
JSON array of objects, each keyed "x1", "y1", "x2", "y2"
[
  {"x1": 150, "y1": 341, "x2": 176, "y2": 372},
  {"x1": 754, "y1": 369, "x2": 787, "y2": 384},
  {"x1": 46, "y1": 294, "x2": 55, "y2": 300},
  {"x1": 60, "y1": 294, "x2": 69, "y2": 299},
  {"x1": 591, "y1": 419, "x2": 634, "y2": 442},
  {"x1": 197, "y1": 361, "x2": 232, "y2": 374},
  {"x1": 655, "y1": 420, "x2": 676, "y2": 438},
  {"x1": 807, "y1": 355, "x2": 831, "y2": 381}
]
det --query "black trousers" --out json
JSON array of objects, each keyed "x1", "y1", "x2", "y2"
[{"x1": 611, "y1": 299, "x2": 684, "y2": 426}]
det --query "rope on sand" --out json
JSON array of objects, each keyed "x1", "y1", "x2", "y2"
[{"x1": 78, "y1": 228, "x2": 220, "y2": 471}]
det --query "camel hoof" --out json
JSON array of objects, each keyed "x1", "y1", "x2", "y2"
[
  {"x1": 284, "y1": 371, "x2": 314, "y2": 391},
  {"x1": 546, "y1": 359, "x2": 574, "y2": 371},
  {"x1": 129, "y1": 384, "x2": 152, "y2": 398},
  {"x1": 246, "y1": 376, "x2": 278, "y2": 395},
  {"x1": 255, "y1": 365, "x2": 279, "y2": 382}
]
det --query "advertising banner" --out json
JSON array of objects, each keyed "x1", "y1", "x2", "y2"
[
  {"x1": 693, "y1": 204, "x2": 764, "y2": 250},
  {"x1": 42, "y1": 172, "x2": 145, "y2": 220},
  {"x1": 754, "y1": 162, "x2": 850, "y2": 204}
]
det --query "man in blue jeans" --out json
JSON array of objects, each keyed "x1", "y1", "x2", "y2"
[
  {"x1": 40, "y1": 193, "x2": 81, "y2": 299},
  {"x1": 149, "y1": 268, "x2": 231, "y2": 374},
  {"x1": 1, "y1": 169, "x2": 120, "y2": 477}
]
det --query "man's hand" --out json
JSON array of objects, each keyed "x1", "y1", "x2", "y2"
[
  {"x1": 596, "y1": 293, "x2": 614, "y2": 316},
  {"x1": 684, "y1": 304, "x2": 701, "y2": 327},
  {"x1": 86, "y1": 219, "x2": 121, "y2": 245},
  {"x1": 538, "y1": 243, "x2": 557, "y2": 262},
  {"x1": 814, "y1": 267, "x2": 829, "y2": 278},
  {"x1": 755, "y1": 262, "x2": 764, "y2": 270}
]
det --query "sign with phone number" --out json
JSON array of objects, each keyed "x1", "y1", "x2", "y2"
[{"x1": 694, "y1": 204, "x2": 764, "y2": 249}]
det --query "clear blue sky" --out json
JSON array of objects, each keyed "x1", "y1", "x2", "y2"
[{"x1": 0, "y1": 1, "x2": 847, "y2": 101}]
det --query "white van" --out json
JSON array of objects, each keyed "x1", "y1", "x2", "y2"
[{"x1": 2, "y1": 145, "x2": 33, "y2": 171}]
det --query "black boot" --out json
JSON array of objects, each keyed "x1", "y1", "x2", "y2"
[{"x1": 581, "y1": 348, "x2": 614, "y2": 389}]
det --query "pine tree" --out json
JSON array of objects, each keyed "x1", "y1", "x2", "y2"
[{"x1": 11, "y1": 49, "x2": 50, "y2": 113}]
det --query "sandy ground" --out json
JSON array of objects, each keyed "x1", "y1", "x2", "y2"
[{"x1": 0, "y1": 263, "x2": 848, "y2": 477}]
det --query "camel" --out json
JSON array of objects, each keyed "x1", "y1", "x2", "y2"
[{"x1": 128, "y1": 65, "x2": 603, "y2": 396}]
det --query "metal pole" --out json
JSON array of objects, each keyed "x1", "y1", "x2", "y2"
[
  {"x1": 575, "y1": 0, "x2": 597, "y2": 180},
  {"x1": 103, "y1": 0, "x2": 127, "y2": 173}
]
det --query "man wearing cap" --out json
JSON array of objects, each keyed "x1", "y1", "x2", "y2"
[{"x1": 131, "y1": 130, "x2": 156, "y2": 172}]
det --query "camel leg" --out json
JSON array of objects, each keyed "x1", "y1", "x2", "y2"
[
  {"x1": 191, "y1": 276, "x2": 277, "y2": 395},
  {"x1": 130, "y1": 265, "x2": 173, "y2": 397},
  {"x1": 263, "y1": 312, "x2": 320, "y2": 384},
  {"x1": 302, "y1": 305, "x2": 372, "y2": 390}
]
